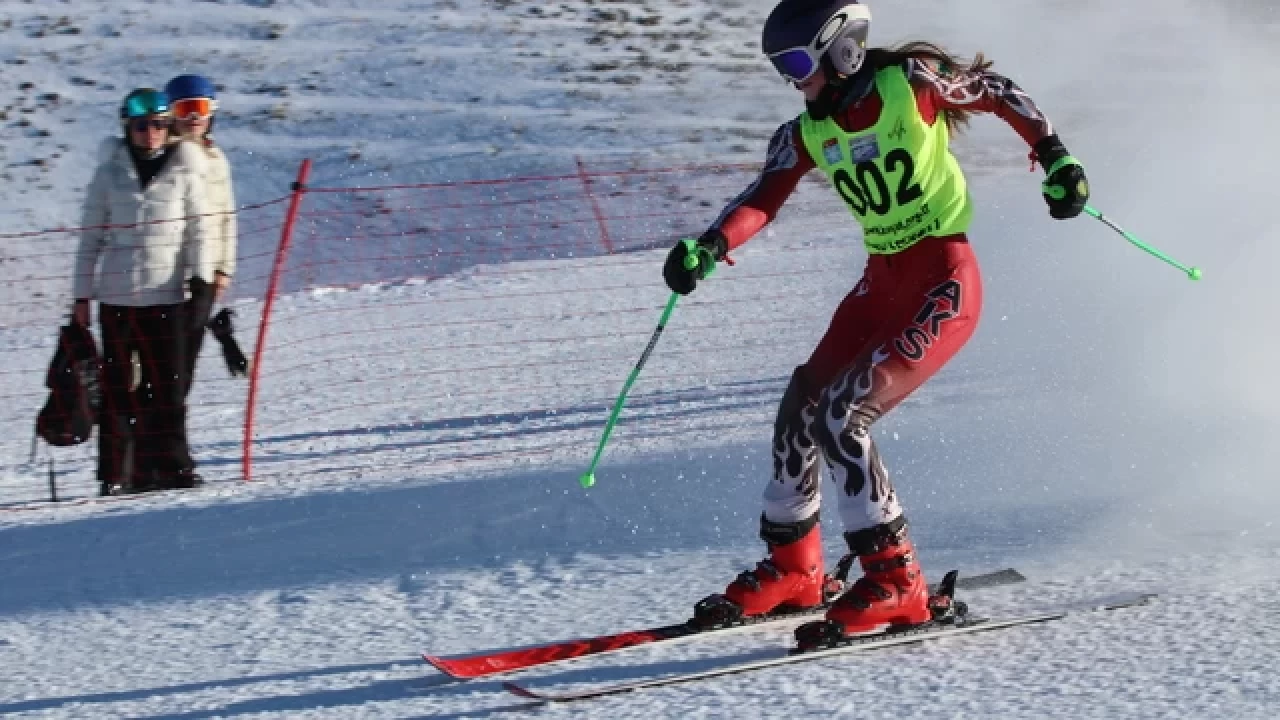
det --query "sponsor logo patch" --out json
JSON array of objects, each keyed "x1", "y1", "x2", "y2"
[
  {"x1": 822, "y1": 138, "x2": 843, "y2": 165},
  {"x1": 849, "y1": 134, "x2": 880, "y2": 163}
]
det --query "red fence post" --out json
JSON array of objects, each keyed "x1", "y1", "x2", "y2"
[
  {"x1": 575, "y1": 155, "x2": 615, "y2": 255},
  {"x1": 242, "y1": 159, "x2": 312, "y2": 482}
]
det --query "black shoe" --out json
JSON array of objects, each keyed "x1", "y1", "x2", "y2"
[
  {"x1": 165, "y1": 470, "x2": 203, "y2": 489},
  {"x1": 128, "y1": 469, "x2": 164, "y2": 494}
]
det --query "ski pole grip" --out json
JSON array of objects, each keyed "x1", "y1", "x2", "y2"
[
  {"x1": 681, "y1": 237, "x2": 701, "y2": 271},
  {"x1": 679, "y1": 238, "x2": 718, "y2": 279}
]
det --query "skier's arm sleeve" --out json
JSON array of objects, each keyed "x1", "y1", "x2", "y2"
[
  {"x1": 179, "y1": 147, "x2": 217, "y2": 283},
  {"x1": 909, "y1": 57, "x2": 1055, "y2": 147},
  {"x1": 707, "y1": 120, "x2": 814, "y2": 253},
  {"x1": 216, "y1": 153, "x2": 237, "y2": 278},
  {"x1": 73, "y1": 162, "x2": 110, "y2": 301}
]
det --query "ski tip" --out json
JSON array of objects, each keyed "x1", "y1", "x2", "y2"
[
  {"x1": 948, "y1": 567, "x2": 1027, "y2": 592},
  {"x1": 1100, "y1": 592, "x2": 1159, "y2": 610},
  {"x1": 502, "y1": 681, "x2": 544, "y2": 700},
  {"x1": 978, "y1": 567, "x2": 1026, "y2": 583}
]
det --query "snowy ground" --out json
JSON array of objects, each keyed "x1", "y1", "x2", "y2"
[{"x1": 2, "y1": 0, "x2": 1280, "y2": 718}]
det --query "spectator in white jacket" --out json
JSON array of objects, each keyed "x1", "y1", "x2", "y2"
[
  {"x1": 165, "y1": 74, "x2": 237, "y2": 397},
  {"x1": 71, "y1": 88, "x2": 216, "y2": 495}
]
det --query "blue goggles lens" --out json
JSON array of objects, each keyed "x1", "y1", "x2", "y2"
[
  {"x1": 769, "y1": 48, "x2": 818, "y2": 83},
  {"x1": 123, "y1": 91, "x2": 170, "y2": 119}
]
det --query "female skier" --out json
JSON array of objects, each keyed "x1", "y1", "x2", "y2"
[
  {"x1": 164, "y1": 73, "x2": 237, "y2": 397},
  {"x1": 663, "y1": 0, "x2": 1090, "y2": 641},
  {"x1": 73, "y1": 88, "x2": 215, "y2": 494}
]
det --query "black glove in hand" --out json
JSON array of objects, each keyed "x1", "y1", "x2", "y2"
[
  {"x1": 663, "y1": 231, "x2": 727, "y2": 295},
  {"x1": 188, "y1": 276, "x2": 215, "y2": 333},
  {"x1": 208, "y1": 308, "x2": 249, "y2": 377},
  {"x1": 1035, "y1": 135, "x2": 1089, "y2": 220}
]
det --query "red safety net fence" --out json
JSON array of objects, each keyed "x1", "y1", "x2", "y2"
[{"x1": 1, "y1": 156, "x2": 853, "y2": 508}]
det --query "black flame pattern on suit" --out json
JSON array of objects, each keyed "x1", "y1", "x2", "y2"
[
  {"x1": 771, "y1": 400, "x2": 822, "y2": 505},
  {"x1": 823, "y1": 424, "x2": 894, "y2": 505},
  {"x1": 712, "y1": 121, "x2": 799, "y2": 231},
  {"x1": 766, "y1": 346, "x2": 904, "y2": 530},
  {"x1": 907, "y1": 57, "x2": 1054, "y2": 135},
  {"x1": 814, "y1": 345, "x2": 892, "y2": 502}
]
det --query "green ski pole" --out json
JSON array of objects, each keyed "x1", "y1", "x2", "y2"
[
  {"x1": 1045, "y1": 183, "x2": 1202, "y2": 281},
  {"x1": 578, "y1": 292, "x2": 680, "y2": 489},
  {"x1": 579, "y1": 243, "x2": 713, "y2": 489},
  {"x1": 1081, "y1": 205, "x2": 1201, "y2": 281}
]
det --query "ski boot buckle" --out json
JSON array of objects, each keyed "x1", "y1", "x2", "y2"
[
  {"x1": 692, "y1": 594, "x2": 744, "y2": 628},
  {"x1": 793, "y1": 619, "x2": 845, "y2": 652}
]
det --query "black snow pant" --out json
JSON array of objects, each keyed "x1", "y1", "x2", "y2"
[
  {"x1": 98, "y1": 303, "x2": 194, "y2": 492},
  {"x1": 183, "y1": 282, "x2": 215, "y2": 397}
]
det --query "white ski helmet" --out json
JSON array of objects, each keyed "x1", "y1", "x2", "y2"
[{"x1": 762, "y1": 0, "x2": 872, "y2": 83}]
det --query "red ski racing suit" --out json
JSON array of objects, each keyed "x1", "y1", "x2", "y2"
[{"x1": 708, "y1": 57, "x2": 1056, "y2": 554}]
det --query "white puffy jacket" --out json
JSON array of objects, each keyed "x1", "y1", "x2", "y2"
[
  {"x1": 188, "y1": 137, "x2": 237, "y2": 278},
  {"x1": 74, "y1": 138, "x2": 216, "y2": 307}
]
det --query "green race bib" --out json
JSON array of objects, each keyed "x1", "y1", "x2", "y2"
[{"x1": 801, "y1": 65, "x2": 973, "y2": 254}]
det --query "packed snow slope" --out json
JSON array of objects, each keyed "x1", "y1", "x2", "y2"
[{"x1": 1, "y1": 0, "x2": 1278, "y2": 718}]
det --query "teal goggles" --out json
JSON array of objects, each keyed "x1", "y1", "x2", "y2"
[{"x1": 121, "y1": 89, "x2": 171, "y2": 119}]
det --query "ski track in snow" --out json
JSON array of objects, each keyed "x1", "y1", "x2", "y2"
[{"x1": 2, "y1": 0, "x2": 1280, "y2": 718}]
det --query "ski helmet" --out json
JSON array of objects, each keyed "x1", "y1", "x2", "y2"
[
  {"x1": 119, "y1": 88, "x2": 170, "y2": 120},
  {"x1": 164, "y1": 74, "x2": 217, "y2": 102},
  {"x1": 165, "y1": 74, "x2": 219, "y2": 136},
  {"x1": 762, "y1": 0, "x2": 872, "y2": 84}
]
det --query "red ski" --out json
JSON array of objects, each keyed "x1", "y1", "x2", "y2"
[
  {"x1": 500, "y1": 591, "x2": 1157, "y2": 703},
  {"x1": 425, "y1": 603, "x2": 820, "y2": 680},
  {"x1": 424, "y1": 567, "x2": 1024, "y2": 680}
]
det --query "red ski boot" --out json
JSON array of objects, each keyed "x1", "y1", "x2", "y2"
[
  {"x1": 693, "y1": 522, "x2": 833, "y2": 627},
  {"x1": 820, "y1": 536, "x2": 931, "y2": 635}
]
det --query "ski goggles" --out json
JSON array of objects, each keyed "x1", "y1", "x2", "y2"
[
  {"x1": 768, "y1": 45, "x2": 825, "y2": 84},
  {"x1": 172, "y1": 97, "x2": 216, "y2": 119},
  {"x1": 128, "y1": 117, "x2": 172, "y2": 133},
  {"x1": 122, "y1": 90, "x2": 170, "y2": 119}
]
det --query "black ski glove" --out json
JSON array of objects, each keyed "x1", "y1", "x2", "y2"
[
  {"x1": 188, "y1": 276, "x2": 215, "y2": 333},
  {"x1": 208, "y1": 308, "x2": 249, "y2": 377},
  {"x1": 1034, "y1": 135, "x2": 1089, "y2": 220},
  {"x1": 663, "y1": 230, "x2": 727, "y2": 295}
]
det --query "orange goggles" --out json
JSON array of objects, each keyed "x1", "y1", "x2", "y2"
[{"x1": 172, "y1": 97, "x2": 216, "y2": 119}]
